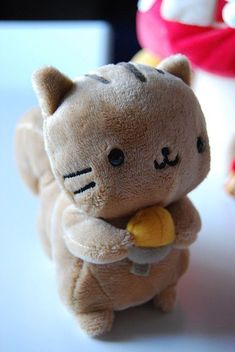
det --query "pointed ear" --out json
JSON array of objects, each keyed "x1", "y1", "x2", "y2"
[
  {"x1": 32, "y1": 66, "x2": 74, "y2": 116},
  {"x1": 157, "y1": 54, "x2": 191, "y2": 86}
]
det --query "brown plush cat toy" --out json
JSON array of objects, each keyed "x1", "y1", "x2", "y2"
[{"x1": 15, "y1": 55, "x2": 210, "y2": 336}]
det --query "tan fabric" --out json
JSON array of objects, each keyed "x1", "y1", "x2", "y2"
[
  {"x1": 32, "y1": 66, "x2": 74, "y2": 116},
  {"x1": 15, "y1": 55, "x2": 210, "y2": 336}
]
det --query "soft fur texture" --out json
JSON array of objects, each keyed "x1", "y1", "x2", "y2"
[{"x1": 15, "y1": 55, "x2": 210, "y2": 336}]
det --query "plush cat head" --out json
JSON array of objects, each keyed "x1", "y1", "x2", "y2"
[{"x1": 33, "y1": 55, "x2": 210, "y2": 219}]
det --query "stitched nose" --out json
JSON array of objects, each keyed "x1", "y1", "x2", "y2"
[{"x1": 161, "y1": 147, "x2": 170, "y2": 157}]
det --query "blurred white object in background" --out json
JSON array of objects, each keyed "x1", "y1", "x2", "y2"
[
  {"x1": 223, "y1": 0, "x2": 235, "y2": 27},
  {"x1": 193, "y1": 71, "x2": 235, "y2": 175},
  {"x1": 137, "y1": 0, "x2": 156, "y2": 12},
  {"x1": 161, "y1": 0, "x2": 217, "y2": 26}
]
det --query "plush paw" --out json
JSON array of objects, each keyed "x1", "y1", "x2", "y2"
[
  {"x1": 153, "y1": 286, "x2": 176, "y2": 313},
  {"x1": 173, "y1": 231, "x2": 197, "y2": 249},
  {"x1": 76, "y1": 310, "x2": 114, "y2": 336}
]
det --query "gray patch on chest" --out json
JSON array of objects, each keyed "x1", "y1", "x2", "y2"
[
  {"x1": 128, "y1": 245, "x2": 173, "y2": 265},
  {"x1": 130, "y1": 263, "x2": 151, "y2": 277}
]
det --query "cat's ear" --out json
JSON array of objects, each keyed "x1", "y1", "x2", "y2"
[
  {"x1": 157, "y1": 54, "x2": 191, "y2": 86},
  {"x1": 32, "y1": 66, "x2": 74, "y2": 117}
]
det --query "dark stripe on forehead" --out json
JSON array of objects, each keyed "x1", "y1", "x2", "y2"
[
  {"x1": 155, "y1": 68, "x2": 165, "y2": 74},
  {"x1": 85, "y1": 74, "x2": 110, "y2": 84},
  {"x1": 118, "y1": 62, "x2": 146, "y2": 82}
]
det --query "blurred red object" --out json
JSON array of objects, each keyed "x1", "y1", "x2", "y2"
[{"x1": 136, "y1": 0, "x2": 235, "y2": 77}]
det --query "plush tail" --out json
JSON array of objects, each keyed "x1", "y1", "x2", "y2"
[{"x1": 15, "y1": 107, "x2": 53, "y2": 194}]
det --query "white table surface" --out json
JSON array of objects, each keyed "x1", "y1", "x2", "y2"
[{"x1": 1, "y1": 21, "x2": 235, "y2": 352}]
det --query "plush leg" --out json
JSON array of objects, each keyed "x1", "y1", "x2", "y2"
[
  {"x1": 77, "y1": 309, "x2": 114, "y2": 336},
  {"x1": 153, "y1": 285, "x2": 176, "y2": 313},
  {"x1": 56, "y1": 259, "x2": 115, "y2": 336},
  {"x1": 63, "y1": 262, "x2": 114, "y2": 336},
  {"x1": 153, "y1": 249, "x2": 189, "y2": 313}
]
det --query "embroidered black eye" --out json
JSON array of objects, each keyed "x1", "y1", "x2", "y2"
[
  {"x1": 108, "y1": 148, "x2": 125, "y2": 167},
  {"x1": 197, "y1": 137, "x2": 205, "y2": 154}
]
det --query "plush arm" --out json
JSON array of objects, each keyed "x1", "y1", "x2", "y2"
[
  {"x1": 62, "y1": 205, "x2": 134, "y2": 264},
  {"x1": 167, "y1": 196, "x2": 201, "y2": 249}
]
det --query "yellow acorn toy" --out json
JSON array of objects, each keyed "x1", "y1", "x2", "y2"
[
  {"x1": 127, "y1": 205, "x2": 175, "y2": 248},
  {"x1": 132, "y1": 48, "x2": 161, "y2": 67}
]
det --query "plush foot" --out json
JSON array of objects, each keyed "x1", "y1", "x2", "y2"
[
  {"x1": 77, "y1": 310, "x2": 114, "y2": 336},
  {"x1": 153, "y1": 286, "x2": 176, "y2": 313}
]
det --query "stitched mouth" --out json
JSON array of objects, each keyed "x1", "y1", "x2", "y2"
[
  {"x1": 154, "y1": 155, "x2": 180, "y2": 170},
  {"x1": 74, "y1": 181, "x2": 96, "y2": 195}
]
